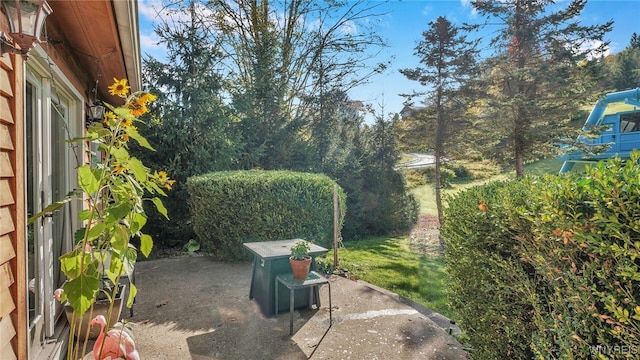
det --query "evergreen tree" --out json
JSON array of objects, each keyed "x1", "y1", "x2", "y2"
[
  {"x1": 311, "y1": 94, "x2": 368, "y2": 238},
  {"x1": 136, "y1": 1, "x2": 242, "y2": 246},
  {"x1": 630, "y1": 32, "x2": 640, "y2": 49},
  {"x1": 359, "y1": 111, "x2": 419, "y2": 236},
  {"x1": 400, "y1": 16, "x2": 478, "y2": 234},
  {"x1": 471, "y1": 0, "x2": 612, "y2": 177},
  {"x1": 210, "y1": 0, "x2": 388, "y2": 170},
  {"x1": 610, "y1": 33, "x2": 640, "y2": 90},
  {"x1": 140, "y1": 0, "x2": 418, "y2": 245}
]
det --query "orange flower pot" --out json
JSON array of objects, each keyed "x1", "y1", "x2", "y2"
[{"x1": 289, "y1": 256, "x2": 312, "y2": 280}]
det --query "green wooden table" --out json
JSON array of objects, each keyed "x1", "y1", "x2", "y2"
[{"x1": 243, "y1": 239, "x2": 328, "y2": 316}]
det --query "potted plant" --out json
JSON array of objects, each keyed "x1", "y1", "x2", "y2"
[
  {"x1": 289, "y1": 240, "x2": 312, "y2": 280},
  {"x1": 30, "y1": 78, "x2": 173, "y2": 359},
  {"x1": 58, "y1": 278, "x2": 125, "y2": 340}
]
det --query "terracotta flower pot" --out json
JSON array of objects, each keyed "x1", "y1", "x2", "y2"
[{"x1": 289, "y1": 256, "x2": 312, "y2": 280}]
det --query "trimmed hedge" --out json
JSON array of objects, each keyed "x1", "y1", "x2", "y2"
[
  {"x1": 442, "y1": 179, "x2": 537, "y2": 359},
  {"x1": 442, "y1": 152, "x2": 640, "y2": 359},
  {"x1": 187, "y1": 170, "x2": 346, "y2": 260}
]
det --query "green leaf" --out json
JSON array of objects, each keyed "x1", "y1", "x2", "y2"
[
  {"x1": 129, "y1": 213, "x2": 147, "y2": 234},
  {"x1": 126, "y1": 127, "x2": 155, "y2": 151},
  {"x1": 151, "y1": 197, "x2": 169, "y2": 219},
  {"x1": 110, "y1": 146, "x2": 130, "y2": 162},
  {"x1": 146, "y1": 181, "x2": 167, "y2": 196},
  {"x1": 86, "y1": 122, "x2": 110, "y2": 139},
  {"x1": 184, "y1": 239, "x2": 200, "y2": 252},
  {"x1": 112, "y1": 106, "x2": 136, "y2": 120},
  {"x1": 104, "y1": 253, "x2": 125, "y2": 284},
  {"x1": 27, "y1": 200, "x2": 67, "y2": 224},
  {"x1": 78, "y1": 209, "x2": 93, "y2": 221},
  {"x1": 77, "y1": 165, "x2": 100, "y2": 195},
  {"x1": 127, "y1": 157, "x2": 147, "y2": 182},
  {"x1": 74, "y1": 228, "x2": 87, "y2": 244},
  {"x1": 122, "y1": 246, "x2": 137, "y2": 278},
  {"x1": 87, "y1": 222, "x2": 106, "y2": 242},
  {"x1": 63, "y1": 273, "x2": 100, "y2": 317},
  {"x1": 140, "y1": 233, "x2": 153, "y2": 257},
  {"x1": 127, "y1": 283, "x2": 137, "y2": 308},
  {"x1": 107, "y1": 202, "x2": 132, "y2": 222},
  {"x1": 60, "y1": 249, "x2": 92, "y2": 279},
  {"x1": 110, "y1": 223, "x2": 130, "y2": 251}
]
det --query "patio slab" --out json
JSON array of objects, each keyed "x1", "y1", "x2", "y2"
[{"x1": 122, "y1": 256, "x2": 469, "y2": 359}]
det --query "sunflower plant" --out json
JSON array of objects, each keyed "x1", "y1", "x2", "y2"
[{"x1": 29, "y1": 78, "x2": 172, "y2": 359}]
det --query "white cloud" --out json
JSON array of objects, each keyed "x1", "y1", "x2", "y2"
[
  {"x1": 139, "y1": 0, "x2": 163, "y2": 21},
  {"x1": 460, "y1": 0, "x2": 478, "y2": 17},
  {"x1": 340, "y1": 20, "x2": 358, "y2": 35},
  {"x1": 140, "y1": 32, "x2": 159, "y2": 50},
  {"x1": 581, "y1": 39, "x2": 611, "y2": 59},
  {"x1": 422, "y1": 5, "x2": 433, "y2": 17}
]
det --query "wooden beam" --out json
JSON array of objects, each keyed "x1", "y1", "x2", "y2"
[{"x1": 9, "y1": 52, "x2": 27, "y2": 360}]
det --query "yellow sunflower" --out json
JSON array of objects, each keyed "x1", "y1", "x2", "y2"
[
  {"x1": 129, "y1": 104, "x2": 149, "y2": 117},
  {"x1": 155, "y1": 171, "x2": 175, "y2": 190},
  {"x1": 121, "y1": 117, "x2": 133, "y2": 128},
  {"x1": 157, "y1": 171, "x2": 169, "y2": 182},
  {"x1": 103, "y1": 111, "x2": 117, "y2": 127},
  {"x1": 138, "y1": 93, "x2": 157, "y2": 104},
  {"x1": 164, "y1": 179, "x2": 176, "y2": 190},
  {"x1": 108, "y1": 78, "x2": 130, "y2": 97},
  {"x1": 113, "y1": 162, "x2": 127, "y2": 174}
]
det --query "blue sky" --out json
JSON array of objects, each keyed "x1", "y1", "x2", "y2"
[{"x1": 139, "y1": 0, "x2": 640, "y2": 119}]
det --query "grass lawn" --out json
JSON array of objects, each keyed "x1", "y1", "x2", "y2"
[
  {"x1": 319, "y1": 235, "x2": 453, "y2": 319},
  {"x1": 323, "y1": 157, "x2": 563, "y2": 321}
]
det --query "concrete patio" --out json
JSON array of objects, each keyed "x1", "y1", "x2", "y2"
[{"x1": 122, "y1": 256, "x2": 470, "y2": 359}]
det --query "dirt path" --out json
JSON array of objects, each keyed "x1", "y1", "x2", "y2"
[{"x1": 409, "y1": 214, "x2": 442, "y2": 256}]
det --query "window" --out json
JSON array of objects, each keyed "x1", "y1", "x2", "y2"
[
  {"x1": 619, "y1": 112, "x2": 640, "y2": 133},
  {"x1": 25, "y1": 52, "x2": 83, "y2": 358}
]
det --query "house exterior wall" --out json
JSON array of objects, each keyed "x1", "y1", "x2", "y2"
[
  {"x1": 0, "y1": 47, "x2": 25, "y2": 360},
  {"x1": 0, "y1": 2, "x2": 139, "y2": 357},
  {"x1": 0, "y1": 45, "x2": 94, "y2": 360}
]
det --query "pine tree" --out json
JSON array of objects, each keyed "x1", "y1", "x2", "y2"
[
  {"x1": 400, "y1": 16, "x2": 478, "y2": 236},
  {"x1": 137, "y1": 1, "x2": 242, "y2": 246},
  {"x1": 471, "y1": 0, "x2": 612, "y2": 177},
  {"x1": 211, "y1": 0, "x2": 388, "y2": 170},
  {"x1": 610, "y1": 33, "x2": 640, "y2": 90}
]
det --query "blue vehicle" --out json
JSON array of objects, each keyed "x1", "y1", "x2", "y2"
[{"x1": 559, "y1": 88, "x2": 640, "y2": 173}]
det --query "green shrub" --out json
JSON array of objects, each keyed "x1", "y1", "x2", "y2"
[
  {"x1": 444, "y1": 163, "x2": 470, "y2": 180},
  {"x1": 404, "y1": 166, "x2": 456, "y2": 187},
  {"x1": 522, "y1": 154, "x2": 640, "y2": 358},
  {"x1": 403, "y1": 168, "x2": 429, "y2": 188},
  {"x1": 187, "y1": 170, "x2": 346, "y2": 260},
  {"x1": 441, "y1": 179, "x2": 537, "y2": 359},
  {"x1": 442, "y1": 152, "x2": 640, "y2": 359}
]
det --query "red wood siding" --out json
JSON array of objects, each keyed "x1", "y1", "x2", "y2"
[{"x1": 0, "y1": 50, "x2": 22, "y2": 360}]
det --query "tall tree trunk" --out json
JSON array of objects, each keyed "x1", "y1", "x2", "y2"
[
  {"x1": 435, "y1": 85, "x2": 445, "y2": 248},
  {"x1": 514, "y1": 105, "x2": 526, "y2": 178}
]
